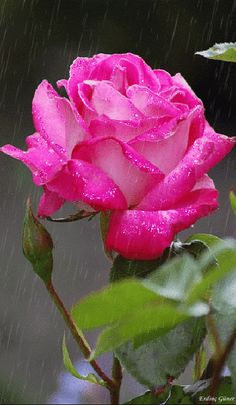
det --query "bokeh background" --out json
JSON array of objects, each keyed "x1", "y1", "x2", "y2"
[{"x1": 0, "y1": 0, "x2": 236, "y2": 403}]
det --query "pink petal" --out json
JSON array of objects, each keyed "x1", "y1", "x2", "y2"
[
  {"x1": 88, "y1": 81, "x2": 144, "y2": 121},
  {"x1": 138, "y1": 127, "x2": 235, "y2": 210},
  {"x1": 127, "y1": 85, "x2": 181, "y2": 117},
  {"x1": 73, "y1": 137, "x2": 164, "y2": 206},
  {"x1": 38, "y1": 188, "x2": 65, "y2": 217},
  {"x1": 89, "y1": 116, "x2": 165, "y2": 142},
  {"x1": 1, "y1": 133, "x2": 63, "y2": 185},
  {"x1": 32, "y1": 80, "x2": 86, "y2": 157},
  {"x1": 106, "y1": 183, "x2": 218, "y2": 260},
  {"x1": 106, "y1": 210, "x2": 175, "y2": 260},
  {"x1": 153, "y1": 69, "x2": 173, "y2": 89},
  {"x1": 129, "y1": 107, "x2": 203, "y2": 174},
  {"x1": 89, "y1": 53, "x2": 160, "y2": 91},
  {"x1": 67, "y1": 54, "x2": 108, "y2": 108},
  {"x1": 47, "y1": 159, "x2": 127, "y2": 211},
  {"x1": 171, "y1": 73, "x2": 203, "y2": 109}
]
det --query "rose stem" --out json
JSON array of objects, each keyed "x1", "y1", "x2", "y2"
[
  {"x1": 45, "y1": 280, "x2": 115, "y2": 391},
  {"x1": 110, "y1": 355, "x2": 123, "y2": 405},
  {"x1": 209, "y1": 328, "x2": 236, "y2": 401}
]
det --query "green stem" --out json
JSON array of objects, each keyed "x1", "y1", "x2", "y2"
[
  {"x1": 46, "y1": 280, "x2": 115, "y2": 391},
  {"x1": 110, "y1": 356, "x2": 123, "y2": 405}
]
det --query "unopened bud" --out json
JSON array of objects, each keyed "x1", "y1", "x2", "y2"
[{"x1": 23, "y1": 198, "x2": 53, "y2": 283}]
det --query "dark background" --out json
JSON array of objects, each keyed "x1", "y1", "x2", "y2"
[{"x1": 0, "y1": 0, "x2": 236, "y2": 403}]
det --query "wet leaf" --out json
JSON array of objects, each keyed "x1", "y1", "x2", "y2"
[
  {"x1": 196, "y1": 42, "x2": 236, "y2": 62},
  {"x1": 91, "y1": 304, "x2": 187, "y2": 359},
  {"x1": 110, "y1": 254, "x2": 164, "y2": 282},
  {"x1": 71, "y1": 280, "x2": 168, "y2": 330},
  {"x1": 116, "y1": 318, "x2": 206, "y2": 388},
  {"x1": 62, "y1": 336, "x2": 105, "y2": 386},
  {"x1": 143, "y1": 254, "x2": 201, "y2": 301},
  {"x1": 185, "y1": 238, "x2": 236, "y2": 304},
  {"x1": 212, "y1": 315, "x2": 236, "y2": 397}
]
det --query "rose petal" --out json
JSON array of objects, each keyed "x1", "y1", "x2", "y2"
[
  {"x1": 129, "y1": 106, "x2": 204, "y2": 174},
  {"x1": 171, "y1": 73, "x2": 203, "y2": 109},
  {"x1": 106, "y1": 184, "x2": 218, "y2": 260},
  {"x1": 154, "y1": 69, "x2": 173, "y2": 89},
  {"x1": 38, "y1": 188, "x2": 65, "y2": 217},
  {"x1": 33, "y1": 80, "x2": 86, "y2": 157},
  {"x1": 138, "y1": 127, "x2": 235, "y2": 210},
  {"x1": 1, "y1": 133, "x2": 63, "y2": 185},
  {"x1": 67, "y1": 54, "x2": 108, "y2": 108},
  {"x1": 127, "y1": 84, "x2": 181, "y2": 117},
  {"x1": 88, "y1": 81, "x2": 144, "y2": 121},
  {"x1": 89, "y1": 53, "x2": 160, "y2": 91},
  {"x1": 73, "y1": 137, "x2": 164, "y2": 206},
  {"x1": 89, "y1": 116, "x2": 166, "y2": 142},
  {"x1": 47, "y1": 159, "x2": 127, "y2": 211}
]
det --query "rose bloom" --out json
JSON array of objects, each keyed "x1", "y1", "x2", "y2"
[{"x1": 1, "y1": 53, "x2": 235, "y2": 259}]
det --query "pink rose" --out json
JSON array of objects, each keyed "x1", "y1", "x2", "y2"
[{"x1": 1, "y1": 53, "x2": 235, "y2": 259}]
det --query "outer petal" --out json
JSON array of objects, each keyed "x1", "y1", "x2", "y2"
[
  {"x1": 73, "y1": 137, "x2": 164, "y2": 206},
  {"x1": 106, "y1": 181, "x2": 218, "y2": 260},
  {"x1": 171, "y1": 73, "x2": 203, "y2": 109},
  {"x1": 32, "y1": 80, "x2": 86, "y2": 157},
  {"x1": 38, "y1": 188, "x2": 65, "y2": 217},
  {"x1": 1, "y1": 133, "x2": 63, "y2": 185},
  {"x1": 47, "y1": 159, "x2": 127, "y2": 211},
  {"x1": 66, "y1": 54, "x2": 108, "y2": 108},
  {"x1": 138, "y1": 128, "x2": 235, "y2": 210},
  {"x1": 106, "y1": 210, "x2": 175, "y2": 260}
]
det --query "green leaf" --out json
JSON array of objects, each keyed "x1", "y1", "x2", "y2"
[
  {"x1": 212, "y1": 269, "x2": 236, "y2": 314},
  {"x1": 71, "y1": 280, "x2": 167, "y2": 330},
  {"x1": 116, "y1": 318, "x2": 206, "y2": 388},
  {"x1": 100, "y1": 211, "x2": 113, "y2": 260},
  {"x1": 186, "y1": 233, "x2": 222, "y2": 250},
  {"x1": 143, "y1": 253, "x2": 201, "y2": 301},
  {"x1": 62, "y1": 336, "x2": 105, "y2": 386},
  {"x1": 185, "y1": 239, "x2": 236, "y2": 304},
  {"x1": 91, "y1": 304, "x2": 188, "y2": 359},
  {"x1": 230, "y1": 191, "x2": 236, "y2": 216},
  {"x1": 196, "y1": 42, "x2": 236, "y2": 62},
  {"x1": 23, "y1": 198, "x2": 53, "y2": 283},
  {"x1": 110, "y1": 240, "x2": 207, "y2": 283},
  {"x1": 213, "y1": 315, "x2": 236, "y2": 396},
  {"x1": 110, "y1": 254, "x2": 166, "y2": 283},
  {"x1": 172, "y1": 240, "x2": 209, "y2": 260}
]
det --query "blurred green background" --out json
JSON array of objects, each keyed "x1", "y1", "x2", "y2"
[{"x1": 0, "y1": 0, "x2": 236, "y2": 403}]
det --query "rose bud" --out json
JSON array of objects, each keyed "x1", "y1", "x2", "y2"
[{"x1": 23, "y1": 198, "x2": 53, "y2": 283}]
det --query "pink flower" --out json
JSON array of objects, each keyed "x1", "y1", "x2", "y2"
[{"x1": 1, "y1": 53, "x2": 235, "y2": 259}]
